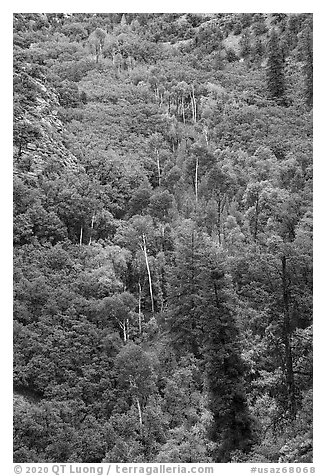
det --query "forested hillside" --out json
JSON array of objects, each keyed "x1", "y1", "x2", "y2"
[{"x1": 13, "y1": 13, "x2": 313, "y2": 464}]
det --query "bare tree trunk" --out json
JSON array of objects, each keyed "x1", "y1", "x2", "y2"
[
  {"x1": 282, "y1": 256, "x2": 297, "y2": 419},
  {"x1": 181, "y1": 96, "x2": 185, "y2": 124},
  {"x1": 217, "y1": 195, "x2": 221, "y2": 245},
  {"x1": 254, "y1": 196, "x2": 259, "y2": 241},
  {"x1": 195, "y1": 156, "x2": 199, "y2": 204},
  {"x1": 203, "y1": 126, "x2": 209, "y2": 146},
  {"x1": 191, "y1": 85, "x2": 197, "y2": 123},
  {"x1": 138, "y1": 282, "x2": 142, "y2": 335},
  {"x1": 156, "y1": 149, "x2": 161, "y2": 186},
  {"x1": 79, "y1": 226, "x2": 83, "y2": 246},
  {"x1": 117, "y1": 319, "x2": 128, "y2": 343},
  {"x1": 122, "y1": 321, "x2": 127, "y2": 342},
  {"x1": 190, "y1": 95, "x2": 195, "y2": 123},
  {"x1": 89, "y1": 214, "x2": 95, "y2": 245},
  {"x1": 129, "y1": 379, "x2": 143, "y2": 427},
  {"x1": 136, "y1": 396, "x2": 143, "y2": 426},
  {"x1": 141, "y1": 234, "x2": 155, "y2": 314}
]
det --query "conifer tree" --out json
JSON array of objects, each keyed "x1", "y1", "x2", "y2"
[
  {"x1": 167, "y1": 228, "x2": 254, "y2": 461},
  {"x1": 197, "y1": 240, "x2": 254, "y2": 462},
  {"x1": 167, "y1": 220, "x2": 203, "y2": 358},
  {"x1": 266, "y1": 29, "x2": 286, "y2": 102},
  {"x1": 302, "y1": 22, "x2": 313, "y2": 108}
]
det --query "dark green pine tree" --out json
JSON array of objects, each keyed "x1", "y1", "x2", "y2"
[
  {"x1": 302, "y1": 22, "x2": 313, "y2": 108},
  {"x1": 198, "y1": 240, "x2": 254, "y2": 462},
  {"x1": 166, "y1": 220, "x2": 203, "y2": 358},
  {"x1": 266, "y1": 29, "x2": 286, "y2": 102},
  {"x1": 168, "y1": 228, "x2": 254, "y2": 461}
]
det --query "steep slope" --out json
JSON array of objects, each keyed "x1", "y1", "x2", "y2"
[{"x1": 13, "y1": 13, "x2": 313, "y2": 464}]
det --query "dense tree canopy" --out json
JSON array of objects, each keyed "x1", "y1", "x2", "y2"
[{"x1": 13, "y1": 13, "x2": 312, "y2": 464}]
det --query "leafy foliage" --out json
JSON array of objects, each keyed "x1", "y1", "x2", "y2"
[{"x1": 13, "y1": 13, "x2": 312, "y2": 463}]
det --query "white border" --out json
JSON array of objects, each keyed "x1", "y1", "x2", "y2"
[{"x1": 3, "y1": 3, "x2": 324, "y2": 474}]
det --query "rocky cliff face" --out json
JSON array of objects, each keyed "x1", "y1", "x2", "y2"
[{"x1": 13, "y1": 71, "x2": 82, "y2": 179}]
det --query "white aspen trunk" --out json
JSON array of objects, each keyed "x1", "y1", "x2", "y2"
[
  {"x1": 136, "y1": 397, "x2": 143, "y2": 426},
  {"x1": 254, "y1": 195, "x2": 260, "y2": 241},
  {"x1": 190, "y1": 95, "x2": 195, "y2": 123},
  {"x1": 203, "y1": 127, "x2": 209, "y2": 146},
  {"x1": 138, "y1": 282, "x2": 142, "y2": 335},
  {"x1": 160, "y1": 223, "x2": 165, "y2": 252},
  {"x1": 121, "y1": 321, "x2": 127, "y2": 343},
  {"x1": 129, "y1": 379, "x2": 143, "y2": 427},
  {"x1": 181, "y1": 96, "x2": 185, "y2": 124},
  {"x1": 79, "y1": 226, "x2": 83, "y2": 246},
  {"x1": 89, "y1": 214, "x2": 95, "y2": 245},
  {"x1": 195, "y1": 156, "x2": 199, "y2": 204},
  {"x1": 117, "y1": 319, "x2": 127, "y2": 342},
  {"x1": 156, "y1": 149, "x2": 161, "y2": 186},
  {"x1": 158, "y1": 224, "x2": 165, "y2": 313},
  {"x1": 160, "y1": 270, "x2": 164, "y2": 313},
  {"x1": 219, "y1": 194, "x2": 227, "y2": 245},
  {"x1": 217, "y1": 194, "x2": 221, "y2": 245},
  {"x1": 141, "y1": 234, "x2": 155, "y2": 314},
  {"x1": 191, "y1": 85, "x2": 197, "y2": 123}
]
